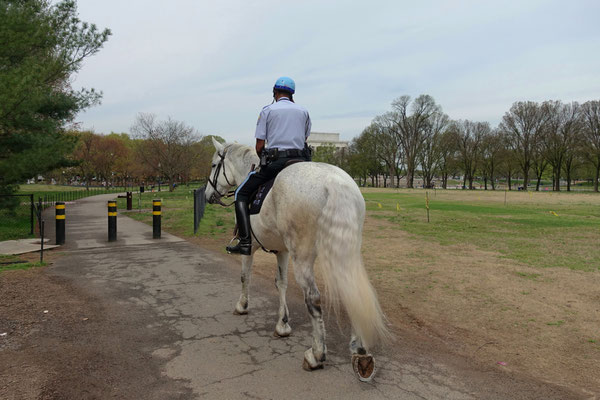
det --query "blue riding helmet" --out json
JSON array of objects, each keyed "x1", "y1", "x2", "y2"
[{"x1": 273, "y1": 76, "x2": 295, "y2": 94}]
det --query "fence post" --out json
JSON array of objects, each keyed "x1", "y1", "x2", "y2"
[
  {"x1": 153, "y1": 199, "x2": 161, "y2": 239},
  {"x1": 108, "y1": 200, "x2": 117, "y2": 242},
  {"x1": 55, "y1": 202, "x2": 65, "y2": 245},
  {"x1": 40, "y1": 220, "x2": 45, "y2": 263},
  {"x1": 29, "y1": 194, "x2": 34, "y2": 235},
  {"x1": 193, "y1": 189, "x2": 197, "y2": 235},
  {"x1": 126, "y1": 191, "x2": 132, "y2": 210}
]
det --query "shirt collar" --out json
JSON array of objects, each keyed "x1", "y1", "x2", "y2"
[{"x1": 277, "y1": 97, "x2": 290, "y2": 102}]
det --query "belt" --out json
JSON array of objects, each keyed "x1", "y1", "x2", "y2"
[{"x1": 268, "y1": 148, "x2": 304, "y2": 158}]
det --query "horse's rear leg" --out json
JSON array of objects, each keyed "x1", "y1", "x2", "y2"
[
  {"x1": 234, "y1": 253, "x2": 254, "y2": 315},
  {"x1": 274, "y1": 251, "x2": 292, "y2": 337},
  {"x1": 294, "y1": 259, "x2": 326, "y2": 370}
]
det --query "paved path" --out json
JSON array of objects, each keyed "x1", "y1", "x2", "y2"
[{"x1": 40, "y1": 194, "x2": 576, "y2": 399}]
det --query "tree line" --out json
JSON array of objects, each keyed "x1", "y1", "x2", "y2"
[
  {"x1": 51, "y1": 114, "x2": 221, "y2": 191},
  {"x1": 338, "y1": 95, "x2": 600, "y2": 192}
]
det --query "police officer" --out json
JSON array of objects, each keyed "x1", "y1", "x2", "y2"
[{"x1": 226, "y1": 76, "x2": 312, "y2": 255}]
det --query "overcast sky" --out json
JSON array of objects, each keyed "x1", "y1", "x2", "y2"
[{"x1": 73, "y1": 0, "x2": 600, "y2": 145}]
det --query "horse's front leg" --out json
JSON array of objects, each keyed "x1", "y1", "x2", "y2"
[
  {"x1": 234, "y1": 253, "x2": 254, "y2": 315},
  {"x1": 273, "y1": 251, "x2": 292, "y2": 337}
]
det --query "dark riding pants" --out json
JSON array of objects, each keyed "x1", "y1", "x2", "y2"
[{"x1": 235, "y1": 156, "x2": 308, "y2": 203}]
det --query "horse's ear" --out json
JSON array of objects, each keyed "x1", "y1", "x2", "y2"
[{"x1": 212, "y1": 137, "x2": 224, "y2": 152}]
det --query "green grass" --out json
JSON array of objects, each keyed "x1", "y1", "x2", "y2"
[
  {"x1": 18, "y1": 184, "x2": 87, "y2": 193},
  {"x1": 0, "y1": 206, "x2": 33, "y2": 241},
  {"x1": 363, "y1": 190, "x2": 600, "y2": 271},
  {"x1": 0, "y1": 254, "x2": 45, "y2": 272}
]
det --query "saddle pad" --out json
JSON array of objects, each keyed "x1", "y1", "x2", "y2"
[{"x1": 249, "y1": 178, "x2": 275, "y2": 215}]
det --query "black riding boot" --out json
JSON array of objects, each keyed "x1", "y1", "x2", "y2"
[{"x1": 226, "y1": 201, "x2": 252, "y2": 255}]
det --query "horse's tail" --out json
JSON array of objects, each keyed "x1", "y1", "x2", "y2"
[{"x1": 316, "y1": 176, "x2": 391, "y2": 350}]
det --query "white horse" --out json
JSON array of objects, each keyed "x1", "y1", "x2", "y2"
[{"x1": 204, "y1": 139, "x2": 389, "y2": 381}]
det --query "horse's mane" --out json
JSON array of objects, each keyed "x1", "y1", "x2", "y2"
[{"x1": 224, "y1": 142, "x2": 259, "y2": 170}]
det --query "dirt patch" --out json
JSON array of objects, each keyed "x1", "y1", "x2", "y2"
[
  {"x1": 358, "y1": 214, "x2": 600, "y2": 397},
  {"x1": 0, "y1": 255, "x2": 191, "y2": 400}
]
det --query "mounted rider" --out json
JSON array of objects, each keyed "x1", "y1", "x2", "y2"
[{"x1": 226, "y1": 76, "x2": 312, "y2": 255}]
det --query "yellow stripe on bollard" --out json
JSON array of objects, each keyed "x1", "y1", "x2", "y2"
[
  {"x1": 152, "y1": 211, "x2": 161, "y2": 216},
  {"x1": 56, "y1": 215, "x2": 66, "y2": 220},
  {"x1": 55, "y1": 204, "x2": 65, "y2": 209},
  {"x1": 108, "y1": 212, "x2": 117, "y2": 216}
]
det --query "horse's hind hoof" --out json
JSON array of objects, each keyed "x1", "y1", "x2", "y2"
[
  {"x1": 302, "y1": 358, "x2": 324, "y2": 371},
  {"x1": 273, "y1": 329, "x2": 291, "y2": 338},
  {"x1": 302, "y1": 349, "x2": 324, "y2": 371},
  {"x1": 273, "y1": 322, "x2": 292, "y2": 337},
  {"x1": 352, "y1": 353, "x2": 376, "y2": 382}
]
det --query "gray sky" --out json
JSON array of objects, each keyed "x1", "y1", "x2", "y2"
[{"x1": 73, "y1": 0, "x2": 600, "y2": 145}]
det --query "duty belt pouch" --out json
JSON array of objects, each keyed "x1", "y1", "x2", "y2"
[
  {"x1": 260, "y1": 152, "x2": 268, "y2": 167},
  {"x1": 268, "y1": 148, "x2": 279, "y2": 162}
]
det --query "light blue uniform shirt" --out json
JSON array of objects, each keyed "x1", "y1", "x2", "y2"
[{"x1": 255, "y1": 97, "x2": 311, "y2": 150}]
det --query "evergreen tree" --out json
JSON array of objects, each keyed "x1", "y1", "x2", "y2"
[{"x1": 0, "y1": 0, "x2": 110, "y2": 194}]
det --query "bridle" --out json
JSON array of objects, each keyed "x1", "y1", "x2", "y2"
[{"x1": 207, "y1": 151, "x2": 236, "y2": 207}]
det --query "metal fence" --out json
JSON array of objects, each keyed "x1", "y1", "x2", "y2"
[
  {"x1": 0, "y1": 187, "x2": 130, "y2": 241},
  {"x1": 193, "y1": 186, "x2": 206, "y2": 234}
]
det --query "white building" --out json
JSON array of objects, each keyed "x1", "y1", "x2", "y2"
[{"x1": 307, "y1": 132, "x2": 348, "y2": 149}]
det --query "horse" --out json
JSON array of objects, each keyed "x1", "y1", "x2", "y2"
[{"x1": 204, "y1": 138, "x2": 389, "y2": 381}]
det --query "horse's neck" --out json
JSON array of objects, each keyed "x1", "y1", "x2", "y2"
[{"x1": 229, "y1": 145, "x2": 258, "y2": 185}]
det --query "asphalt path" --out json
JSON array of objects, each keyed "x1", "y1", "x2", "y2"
[{"x1": 39, "y1": 193, "x2": 578, "y2": 400}]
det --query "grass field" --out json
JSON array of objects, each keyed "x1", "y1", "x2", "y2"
[{"x1": 362, "y1": 188, "x2": 600, "y2": 271}]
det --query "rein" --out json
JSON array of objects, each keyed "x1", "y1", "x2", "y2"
[{"x1": 207, "y1": 151, "x2": 236, "y2": 207}]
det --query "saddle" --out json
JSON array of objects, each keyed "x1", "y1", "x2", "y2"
[{"x1": 249, "y1": 159, "x2": 304, "y2": 215}]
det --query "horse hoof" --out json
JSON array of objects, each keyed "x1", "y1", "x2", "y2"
[
  {"x1": 352, "y1": 353, "x2": 376, "y2": 382},
  {"x1": 302, "y1": 349, "x2": 324, "y2": 371},
  {"x1": 233, "y1": 307, "x2": 248, "y2": 315},
  {"x1": 273, "y1": 323, "x2": 292, "y2": 337}
]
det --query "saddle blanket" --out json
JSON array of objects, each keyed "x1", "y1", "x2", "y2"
[{"x1": 249, "y1": 178, "x2": 275, "y2": 215}]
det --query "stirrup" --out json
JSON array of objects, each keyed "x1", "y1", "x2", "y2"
[{"x1": 226, "y1": 237, "x2": 251, "y2": 255}]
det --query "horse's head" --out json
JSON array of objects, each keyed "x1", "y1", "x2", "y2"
[{"x1": 205, "y1": 138, "x2": 236, "y2": 205}]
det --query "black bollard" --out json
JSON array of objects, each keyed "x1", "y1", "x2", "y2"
[
  {"x1": 108, "y1": 200, "x2": 117, "y2": 242},
  {"x1": 152, "y1": 199, "x2": 161, "y2": 239},
  {"x1": 55, "y1": 202, "x2": 65, "y2": 245},
  {"x1": 126, "y1": 191, "x2": 133, "y2": 210}
]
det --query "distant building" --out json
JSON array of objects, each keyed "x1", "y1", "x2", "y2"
[{"x1": 307, "y1": 132, "x2": 348, "y2": 149}]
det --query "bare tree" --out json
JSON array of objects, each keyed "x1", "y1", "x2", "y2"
[
  {"x1": 418, "y1": 111, "x2": 449, "y2": 188},
  {"x1": 372, "y1": 117, "x2": 404, "y2": 187},
  {"x1": 541, "y1": 101, "x2": 581, "y2": 191},
  {"x1": 581, "y1": 100, "x2": 600, "y2": 192},
  {"x1": 387, "y1": 95, "x2": 441, "y2": 188},
  {"x1": 131, "y1": 113, "x2": 199, "y2": 191},
  {"x1": 500, "y1": 101, "x2": 550, "y2": 191},
  {"x1": 480, "y1": 128, "x2": 504, "y2": 190},
  {"x1": 435, "y1": 130, "x2": 459, "y2": 189},
  {"x1": 451, "y1": 120, "x2": 488, "y2": 189}
]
